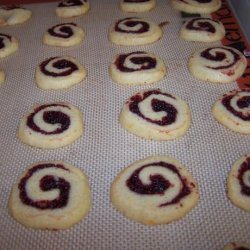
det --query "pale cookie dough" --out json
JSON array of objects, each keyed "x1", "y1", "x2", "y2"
[
  {"x1": 120, "y1": 0, "x2": 156, "y2": 13},
  {"x1": 223, "y1": 242, "x2": 250, "y2": 250},
  {"x1": 227, "y1": 154, "x2": 250, "y2": 213},
  {"x1": 108, "y1": 17, "x2": 163, "y2": 46},
  {"x1": 111, "y1": 155, "x2": 199, "y2": 225},
  {"x1": 36, "y1": 56, "x2": 87, "y2": 90},
  {"x1": 43, "y1": 23, "x2": 84, "y2": 47},
  {"x1": 188, "y1": 46, "x2": 247, "y2": 83},
  {"x1": 0, "y1": 33, "x2": 18, "y2": 58},
  {"x1": 18, "y1": 102, "x2": 83, "y2": 149},
  {"x1": 8, "y1": 161, "x2": 91, "y2": 230},
  {"x1": 120, "y1": 89, "x2": 191, "y2": 140},
  {"x1": 180, "y1": 17, "x2": 225, "y2": 42},
  {"x1": 212, "y1": 89, "x2": 250, "y2": 134},
  {"x1": 109, "y1": 51, "x2": 166, "y2": 86},
  {"x1": 171, "y1": 0, "x2": 221, "y2": 14},
  {"x1": 0, "y1": 70, "x2": 5, "y2": 85},
  {"x1": 0, "y1": 6, "x2": 31, "y2": 27},
  {"x1": 56, "y1": 0, "x2": 90, "y2": 18}
]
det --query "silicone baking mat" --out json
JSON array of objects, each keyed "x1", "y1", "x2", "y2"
[{"x1": 0, "y1": 1, "x2": 249, "y2": 249}]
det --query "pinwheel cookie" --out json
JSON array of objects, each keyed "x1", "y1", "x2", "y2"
[
  {"x1": 43, "y1": 23, "x2": 84, "y2": 47},
  {"x1": 0, "y1": 33, "x2": 18, "y2": 58},
  {"x1": 8, "y1": 161, "x2": 91, "y2": 229},
  {"x1": 56, "y1": 0, "x2": 90, "y2": 18},
  {"x1": 212, "y1": 89, "x2": 250, "y2": 134},
  {"x1": 120, "y1": 89, "x2": 191, "y2": 140},
  {"x1": 0, "y1": 70, "x2": 5, "y2": 85},
  {"x1": 227, "y1": 154, "x2": 250, "y2": 213},
  {"x1": 110, "y1": 51, "x2": 166, "y2": 86},
  {"x1": 171, "y1": 0, "x2": 221, "y2": 14},
  {"x1": 18, "y1": 102, "x2": 83, "y2": 149},
  {"x1": 0, "y1": 6, "x2": 31, "y2": 27},
  {"x1": 111, "y1": 156, "x2": 199, "y2": 225},
  {"x1": 120, "y1": 0, "x2": 156, "y2": 13},
  {"x1": 223, "y1": 242, "x2": 250, "y2": 250},
  {"x1": 180, "y1": 17, "x2": 225, "y2": 42},
  {"x1": 36, "y1": 56, "x2": 87, "y2": 90},
  {"x1": 188, "y1": 46, "x2": 247, "y2": 83},
  {"x1": 108, "y1": 17, "x2": 163, "y2": 46}
]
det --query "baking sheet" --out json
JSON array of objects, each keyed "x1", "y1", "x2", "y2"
[{"x1": 0, "y1": 1, "x2": 249, "y2": 249}]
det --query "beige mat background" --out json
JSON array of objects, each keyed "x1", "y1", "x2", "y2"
[{"x1": 0, "y1": 1, "x2": 249, "y2": 249}]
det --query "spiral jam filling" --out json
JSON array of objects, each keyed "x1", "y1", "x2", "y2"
[
  {"x1": 200, "y1": 47, "x2": 240, "y2": 70},
  {"x1": 48, "y1": 23, "x2": 76, "y2": 38},
  {"x1": 238, "y1": 157, "x2": 250, "y2": 196},
  {"x1": 186, "y1": 18, "x2": 216, "y2": 33},
  {"x1": 18, "y1": 163, "x2": 70, "y2": 209},
  {"x1": 40, "y1": 57, "x2": 78, "y2": 77},
  {"x1": 116, "y1": 52, "x2": 156, "y2": 72},
  {"x1": 58, "y1": 0, "x2": 86, "y2": 7},
  {"x1": 115, "y1": 18, "x2": 150, "y2": 33},
  {"x1": 126, "y1": 161, "x2": 191, "y2": 207},
  {"x1": 222, "y1": 90, "x2": 250, "y2": 121},
  {"x1": 0, "y1": 33, "x2": 11, "y2": 49},
  {"x1": 27, "y1": 104, "x2": 71, "y2": 135},
  {"x1": 129, "y1": 90, "x2": 177, "y2": 126}
]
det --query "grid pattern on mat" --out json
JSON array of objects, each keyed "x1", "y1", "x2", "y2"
[{"x1": 0, "y1": 1, "x2": 249, "y2": 250}]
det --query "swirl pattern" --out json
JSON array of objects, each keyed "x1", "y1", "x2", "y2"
[
  {"x1": 44, "y1": 22, "x2": 84, "y2": 47},
  {"x1": 48, "y1": 23, "x2": 76, "y2": 38},
  {"x1": 116, "y1": 52, "x2": 156, "y2": 72},
  {"x1": 27, "y1": 104, "x2": 71, "y2": 135},
  {"x1": 58, "y1": 0, "x2": 87, "y2": 7},
  {"x1": 115, "y1": 17, "x2": 149, "y2": 33},
  {"x1": 188, "y1": 46, "x2": 247, "y2": 83},
  {"x1": 222, "y1": 89, "x2": 250, "y2": 121},
  {"x1": 40, "y1": 57, "x2": 78, "y2": 77},
  {"x1": 9, "y1": 161, "x2": 91, "y2": 229},
  {"x1": 120, "y1": 89, "x2": 191, "y2": 140},
  {"x1": 129, "y1": 90, "x2": 177, "y2": 126},
  {"x1": 238, "y1": 157, "x2": 250, "y2": 196},
  {"x1": 227, "y1": 154, "x2": 250, "y2": 213},
  {"x1": 0, "y1": 33, "x2": 11, "y2": 49},
  {"x1": 186, "y1": 18, "x2": 217, "y2": 33},
  {"x1": 200, "y1": 47, "x2": 239, "y2": 70},
  {"x1": 19, "y1": 163, "x2": 70, "y2": 209},
  {"x1": 18, "y1": 102, "x2": 83, "y2": 148},
  {"x1": 212, "y1": 89, "x2": 250, "y2": 134},
  {"x1": 111, "y1": 156, "x2": 199, "y2": 225},
  {"x1": 126, "y1": 161, "x2": 191, "y2": 206}
]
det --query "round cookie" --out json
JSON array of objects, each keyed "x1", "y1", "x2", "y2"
[
  {"x1": 120, "y1": 0, "x2": 156, "y2": 13},
  {"x1": 0, "y1": 70, "x2": 5, "y2": 85},
  {"x1": 180, "y1": 17, "x2": 225, "y2": 42},
  {"x1": 119, "y1": 89, "x2": 191, "y2": 140},
  {"x1": 188, "y1": 46, "x2": 247, "y2": 83},
  {"x1": 8, "y1": 161, "x2": 91, "y2": 229},
  {"x1": 36, "y1": 56, "x2": 87, "y2": 90},
  {"x1": 0, "y1": 6, "x2": 31, "y2": 27},
  {"x1": 223, "y1": 242, "x2": 250, "y2": 250},
  {"x1": 56, "y1": 0, "x2": 90, "y2": 18},
  {"x1": 0, "y1": 33, "x2": 18, "y2": 58},
  {"x1": 109, "y1": 51, "x2": 166, "y2": 86},
  {"x1": 18, "y1": 102, "x2": 83, "y2": 149},
  {"x1": 227, "y1": 154, "x2": 250, "y2": 213},
  {"x1": 171, "y1": 0, "x2": 221, "y2": 14},
  {"x1": 43, "y1": 23, "x2": 84, "y2": 47},
  {"x1": 111, "y1": 155, "x2": 199, "y2": 225},
  {"x1": 212, "y1": 89, "x2": 250, "y2": 134},
  {"x1": 108, "y1": 17, "x2": 163, "y2": 46}
]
